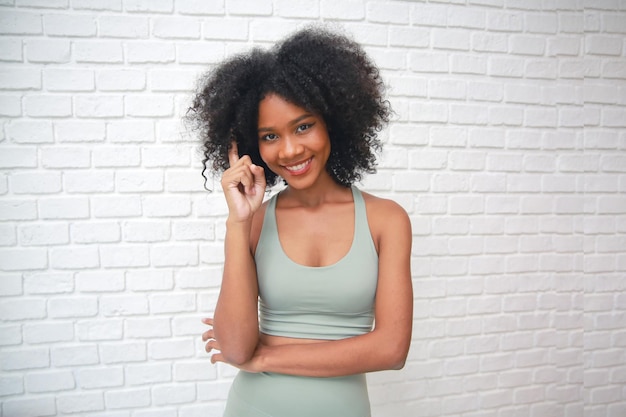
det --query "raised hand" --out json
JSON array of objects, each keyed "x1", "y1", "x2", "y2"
[{"x1": 220, "y1": 141, "x2": 266, "y2": 222}]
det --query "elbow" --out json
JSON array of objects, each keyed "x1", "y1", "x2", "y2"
[
  {"x1": 223, "y1": 350, "x2": 254, "y2": 367},
  {"x1": 383, "y1": 342, "x2": 409, "y2": 371}
]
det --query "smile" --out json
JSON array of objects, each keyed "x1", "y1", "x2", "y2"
[{"x1": 284, "y1": 157, "x2": 312, "y2": 174}]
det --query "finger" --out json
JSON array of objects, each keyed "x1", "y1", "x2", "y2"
[
  {"x1": 201, "y1": 318, "x2": 214, "y2": 325},
  {"x1": 227, "y1": 141, "x2": 239, "y2": 168},
  {"x1": 211, "y1": 352, "x2": 224, "y2": 364},
  {"x1": 201, "y1": 329, "x2": 214, "y2": 342},
  {"x1": 205, "y1": 339, "x2": 220, "y2": 353},
  {"x1": 251, "y1": 164, "x2": 266, "y2": 188}
]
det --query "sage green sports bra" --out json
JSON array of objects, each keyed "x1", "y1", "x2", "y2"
[{"x1": 255, "y1": 187, "x2": 378, "y2": 340}]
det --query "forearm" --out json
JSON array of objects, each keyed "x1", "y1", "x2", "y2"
[
  {"x1": 258, "y1": 330, "x2": 409, "y2": 377},
  {"x1": 213, "y1": 219, "x2": 259, "y2": 364}
]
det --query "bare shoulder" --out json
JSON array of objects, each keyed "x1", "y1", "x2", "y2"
[
  {"x1": 361, "y1": 190, "x2": 409, "y2": 220},
  {"x1": 360, "y1": 190, "x2": 411, "y2": 244}
]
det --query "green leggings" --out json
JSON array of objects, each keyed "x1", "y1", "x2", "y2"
[{"x1": 223, "y1": 371, "x2": 371, "y2": 417}]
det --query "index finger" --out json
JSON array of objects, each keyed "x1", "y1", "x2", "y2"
[{"x1": 228, "y1": 141, "x2": 239, "y2": 167}]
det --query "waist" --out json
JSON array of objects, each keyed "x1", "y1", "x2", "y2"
[{"x1": 261, "y1": 333, "x2": 326, "y2": 346}]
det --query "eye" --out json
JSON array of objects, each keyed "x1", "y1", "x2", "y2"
[
  {"x1": 261, "y1": 133, "x2": 278, "y2": 141},
  {"x1": 296, "y1": 123, "x2": 313, "y2": 133}
]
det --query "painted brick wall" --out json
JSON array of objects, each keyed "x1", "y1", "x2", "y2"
[{"x1": 0, "y1": 1, "x2": 624, "y2": 416}]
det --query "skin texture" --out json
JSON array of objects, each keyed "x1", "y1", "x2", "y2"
[{"x1": 201, "y1": 94, "x2": 413, "y2": 377}]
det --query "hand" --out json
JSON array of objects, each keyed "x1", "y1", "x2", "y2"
[
  {"x1": 201, "y1": 317, "x2": 265, "y2": 373},
  {"x1": 221, "y1": 141, "x2": 266, "y2": 223}
]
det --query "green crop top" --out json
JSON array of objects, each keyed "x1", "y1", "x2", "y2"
[{"x1": 255, "y1": 187, "x2": 378, "y2": 340}]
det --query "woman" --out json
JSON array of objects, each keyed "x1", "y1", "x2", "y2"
[{"x1": 189, "y1": 26, "x2": 413, "y2": 417}]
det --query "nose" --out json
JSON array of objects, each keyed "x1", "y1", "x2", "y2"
[{"x1": 279, "y1": 135, "x2": 303, "y2": 160}]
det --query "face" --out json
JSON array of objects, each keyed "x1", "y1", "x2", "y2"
[{"x1": 257, "y1": 94, "x2": 332, "y2": 189}]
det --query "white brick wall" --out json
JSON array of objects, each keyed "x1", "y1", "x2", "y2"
[{"x1": 0, "y1": 1, "x2": 624, "y2": 416}]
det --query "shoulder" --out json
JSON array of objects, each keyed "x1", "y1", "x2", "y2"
[{"x1": 359, "y1": 190, "x2": 411, "y2": 246}]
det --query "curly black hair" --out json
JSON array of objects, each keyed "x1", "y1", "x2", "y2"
[{"x1": 187, "y1": 25, "x2": 390, "y2": 188}]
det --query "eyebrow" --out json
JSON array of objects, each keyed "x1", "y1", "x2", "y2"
[{"x1": 258, "y1": 113, "x2": 313, "y2": 133}]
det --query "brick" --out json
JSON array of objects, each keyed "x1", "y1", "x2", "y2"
[
  {"x1": 75, "y1": 95, "x2": 123, "y2": 118},
  {"x1": 24, "y1": 95, "x2": 72, "y2": 117},
  {"x1": 1, "y1": 397, "x2": 55, "y2": 417},
  {"x1": 122, "y1": 220, "x2": 170, "y2": 242},
  {"x1": 105, "y1": 387, "x2": 151, "y2": 409},
  {"x1": 49, "y1": 246, "x2": 100, "y2": 269},
  {"x1": 166, "y1": 170, "x2": 206, "y2": 193},
  {"x1": 24, "y1": 272, "x2": 74, "y2": 294},
  {"x1": 153, "y1": 17, "x2": 201, "y2": 39},
  {"x1": 76, "y1": 367, "x2": 124, "y2": 389},
  {"x1": 41, "y1": 146, "x2": 91, "y2": 168},
  {"x1": 0, "y1": 248, "x2": 48, "y2": 271},
  {"x1": 126, "y1": 362, "x2": 171, "y2": 386},
  {"x1": 388, "y1": 27, "x2": 429, "y2": 48},
  {"x1": 101, "y1": 295, "x2": 149, "y2": 316},
  {"x1": 97, "y1": 69, "x2": 146, "y2": 91},
  {"x1": 100, "y1": 245, "x2": 150, "y2": 267},
  {"x1": 144, "y1": 195, "x2": 191, "y2": 217},
  {"x1": 177, "y1": 42, "x2": 225, "y2": 64},
  {"x1": 0, "y1": 11, "x2": 43, "y2": 35},
  {"x1": 0, "y1": 374, "x2": 23, "y2": 396},
  {"x1": 25, "y1": 39, "x2": 70, "y2": 63},
  {"x1": 39, "y1": 197, "x2": 90, "y2": 220},
  {"x1": 6, "y1": 120, "x2": 53, "y2": 143},
  {"x1": 509, "y1": 35, "x2": 546, "y2": 56},
  {"x1": 0, "y1": 147, "x2": 37, "y2": 169},
  {"x1": 71, "y1": 221, "x2": 121, "y2": 243},
  {"x1": 48, "y1": 297, "x2": 98, "y2": 319},
  {"x1": 0, "y1": 68, "x2": 41, "y2": 90},
  {"x1": 44, "y1": 14, "x2": 97, "y2": 37},
  {"x1": 150, "y1": 69, "x2": 197, "y2": 92},
  {"x1": 107, "y1": 120, "x2": 155, "y2": 143},
  {"x1": 176, "y1": 0, "x2": 225, "y2": 15},
  {"x1": 126, "y1": 317, "x2": 171, "y2": 338},
  {"x1": 175, "y1": 267, "x2": 221, "y2": 289},
  {"x1": 24, "y1": 322, "x2": 74, "y2": 344},
  {"x1": 0, "y1": 347, "x2": 49, "y2": 370},
  {"x1": 127, "y1": 41, "x2": 175, "y2": 63},
  {"x1": 116, "y1": 170, "x2": 163, "y2": 193},
  {"x1": 409, "y1": 52, "x2": 449, "y2": 73},
  {"x1": 76, "y1": 270, "x2": 124, "y2": 293},
  {"x1": 93, "y1": 146, "x2": 141, "y2": 167},
  {"x1": 92, "y1": 195, "x2": 142, "y2": 218},
  {"x1": 19, "y1": 222, "x2": 68, "y2": 246},
  {"x1": 586, "y1": 35, "x2": 623, "y2": 56},
  {"x1": 226, "y1": 0, "x2": 272, "y2": 16},
  {"x1": 320, "y1": 0, "x2": 364, "y2": 20},
  {"x1": 432, "y1": 29, "x2": 470, "y2": 51},
  {"x1": 72, "y1": 0, "x2": 122, "y2": 11},
  {"x1": 1, "y1": 275, "x2": 26, "y2": 296},
  {"x1": 9, "y1": 172, "x2": 62, "y2": 194},
  {"x1": 100, "y1": 341, "x2": 147, "y2": 364},
  {"x1": 0, "y1": 39, "x2": 23, "y2": 62},
  {"x1": 0, "y1": 95, "x2": 21, "y2": 117},
  {"x1": 76, "y1": 319, "x2": 124, "y2": 341},
  {"x1": 98, "y1": 15, "x2": 149, "y2": 38},
  {"x1": 175, "y1": 359, "x2": 217, "y2": 380},
  {"x1": 525, "y1": 59, "x2": 558, "y2": 79},
  {"x1": 55, "y1": 121, "x2": 106, "y2": 142},
  {"x1": 51, "y1": 344, "x2": 99, "y2": 366},
  {"x1": 149, "y1": 292, "x2": 195, "y2": 313},
  {"x1": 125, "y1": 95, "x2": 174, "y2": 117},
  {"x1": 153, "y1": 383, "x2": 196, "y2": 406},
  {"x1": 57, "y1": 392, "x2": 105, "y2": 413},
  {"x1": 125, "y1": 0, "x2": 173, "y2": 13}
]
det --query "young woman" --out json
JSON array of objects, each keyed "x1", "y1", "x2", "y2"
[{"x1": 188, "y1": 26, "x2": 413, "y2": 417}]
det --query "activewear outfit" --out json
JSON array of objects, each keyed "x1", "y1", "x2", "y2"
[{"x1": 223, "y1": 187, "x2": 378, "y2": 417}]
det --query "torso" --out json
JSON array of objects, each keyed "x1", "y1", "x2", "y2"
[{"x1": 251, "y1": 186, "x2": 385, "y2": 347}]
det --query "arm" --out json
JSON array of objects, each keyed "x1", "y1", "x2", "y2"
[
  {"x1": 207, "y1": 142, "x2": 266, "y2": 365},
  {"x1": 207, "y1": 198, "x2": 413, "y2": 376}
]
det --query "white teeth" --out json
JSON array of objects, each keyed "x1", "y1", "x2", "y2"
[{"x1": 285, "y1": 159, "x2": 310, "y2": 172}]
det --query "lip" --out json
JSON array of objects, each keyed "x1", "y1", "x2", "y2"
[{"x1": 282, "y1": 157, "x2": 313, "y2": 176}]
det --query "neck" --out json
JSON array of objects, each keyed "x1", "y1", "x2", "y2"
[{"x1": 281, "y1": 176, "x2": 351, "y2": 208}]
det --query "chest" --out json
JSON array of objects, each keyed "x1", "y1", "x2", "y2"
[{"x1": 275, "y1": 203, "x2": 354, "y2": 268}]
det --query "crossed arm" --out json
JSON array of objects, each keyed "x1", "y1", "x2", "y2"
[{"x1": 205, "y1": 198, "x2": 413, "y2": 378}]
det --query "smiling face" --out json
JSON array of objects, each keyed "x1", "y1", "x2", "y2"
[{"x1": 257, "y1": 94, "x2": 333, "y2": 190}]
